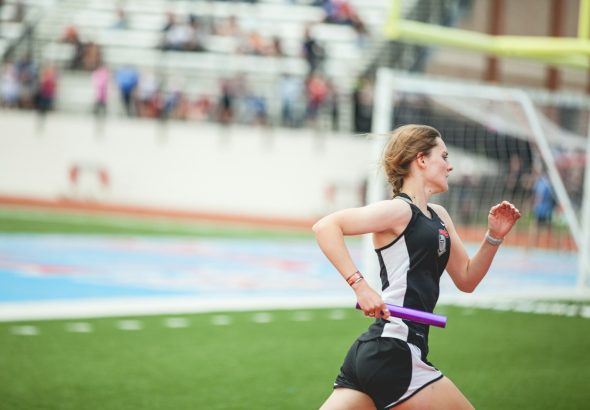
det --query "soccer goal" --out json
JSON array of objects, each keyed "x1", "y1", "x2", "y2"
[{"x1": 363, "y1": 68, "x2": 590, "y2": 291}]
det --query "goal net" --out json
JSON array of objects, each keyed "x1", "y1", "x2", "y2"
[{"x1": 364, "y1": 68, "x2": 590, "y2": 290}]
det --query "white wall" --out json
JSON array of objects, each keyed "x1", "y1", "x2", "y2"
[{"x1": 0, "y1": 111, "x2": 373, "y2": 220}]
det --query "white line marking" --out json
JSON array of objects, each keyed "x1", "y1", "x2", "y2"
[
  {"x1": 564, "y1": 305, "x2": 579, "y2": 316},
  {"x1": 66, "y1": 322, "x2": 93, "y2": 333},
  {"x1": 328, "y1": 310, "x2": 346, "y2": 320},
  {"x1": 292, "y1": 311, "x2": 312, "y2": 321},
  {"x1": 11, "y1": 325, "x2": 39, "y2": 335},
  {"x1": 116, "y1": 320, "x2": 142, "y2": 331},
  {"x1": 211, "y1": 315, "x2": 232, "y2": 326},
  {"x1": 164, "y1": 317, "x2": 189, "y2": 328},
  {"x1": 252, "y1": 312, "x2": 272, "y2": 323},
  {"x1": 0, "y1": 296, "x2": 353, "y2": 322},
  {"x1": 513, "y1": 301, "x2": 535, "y2": 313}
]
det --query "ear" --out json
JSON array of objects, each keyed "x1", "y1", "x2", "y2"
[{"x1": 416, "y1": 152, "x2": 427, "y2": 167}]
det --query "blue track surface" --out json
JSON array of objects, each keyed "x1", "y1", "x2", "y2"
[{"x1": 0, "y1": 234, "x2": 580, "y2": 320}]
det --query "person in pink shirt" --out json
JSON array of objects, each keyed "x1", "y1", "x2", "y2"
[{"x1": 92, "y1": 64, "x2": 109, "y2": 119}]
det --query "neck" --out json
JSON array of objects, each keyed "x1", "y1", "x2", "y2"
[{"x1": 400, "y1": 182, "x2": 431, "y2": 213}]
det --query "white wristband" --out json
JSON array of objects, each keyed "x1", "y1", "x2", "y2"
[{"x1": 485, "y1": 231, "x2": 503, "y2": 246}]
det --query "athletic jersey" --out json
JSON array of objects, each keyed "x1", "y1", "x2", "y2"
[{"x1": 359, "y1": 193, "x2": 451, "y2": 359}]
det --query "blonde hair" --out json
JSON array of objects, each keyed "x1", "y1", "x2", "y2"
[{"x1": 381, "y1": 124, "x2": 441, "y2": 195}]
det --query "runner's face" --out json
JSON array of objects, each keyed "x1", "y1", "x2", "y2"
[{"x1": 423, "y1": 138, "x2": 453, "y2": 193}]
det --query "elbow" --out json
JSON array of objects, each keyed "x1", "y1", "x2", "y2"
[
  {"x1": 457, "y1": 280, "x2": 477, "y2": 293},
  {"x1": 459, "y1": 284, "x2": 477, "y2": 293},
  {"x1": 451, "y1": 271, "x2": 477, "y2": 293},
  {"x1": 312, "y1": 219, "x2": 325, "y2": 235},
  {"x1": 312, "y1": 217, "x2": 338, "y2": 238}
]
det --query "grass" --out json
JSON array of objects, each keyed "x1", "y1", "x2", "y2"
[
  {"x1": 0, "y1": 206, "x2": 314, "y2": 239},
  {"x1": 0, "y1": 206, "x2": 589, "y2": 409},
  {"x1": 1, "y1": 307, "x2": 589, "y2": 410}
]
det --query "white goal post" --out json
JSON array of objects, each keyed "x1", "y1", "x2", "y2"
[{"x1": 364, "y1": 67, "x2": 590, "y2": 291}]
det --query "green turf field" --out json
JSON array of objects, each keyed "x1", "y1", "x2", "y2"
[
  {"x1": 0, "y1": 206, "x2": 313, "y2": 239},
  {"x1": 1, "y1": 307, "x2": 590, "y2": 410},
  {"x1": 1, "y1": 207, "x2": 589, "y2": 409}
]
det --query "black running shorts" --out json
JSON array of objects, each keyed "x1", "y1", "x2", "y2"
[{"x1": 333, "y1": 337, "x2": 443, "y2": 409}]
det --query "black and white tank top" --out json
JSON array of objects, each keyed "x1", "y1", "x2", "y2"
[{"x1": 359, "y1": 193, "x2": 451, "y2": 357}]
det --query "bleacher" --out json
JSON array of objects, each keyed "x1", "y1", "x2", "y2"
[
  {"x1": 13, "y1": 0, "x2": 390, "y2": 128},
  {"x1": 1, "y1": 0, "x2": 44, "y2": 58}
]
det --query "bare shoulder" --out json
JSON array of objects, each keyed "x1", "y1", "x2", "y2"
[
  {"x1": 364, "y1": 199, "x2": 412, "y2": 226},
  {"x1": 383, "y1": 197, "x2": 413, "y2": 220},
  {"x1": 372, "y1": 198, "x2": 413, "y2": 247}
]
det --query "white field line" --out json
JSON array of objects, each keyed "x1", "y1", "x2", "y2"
[
  {"x1": 11, "y1": 325, "x2": 39, "y2": 335},
  {"x1": 0, "y1": 296, "x2": 352, "y2": 322},
  {"x1": 210, "y1": 315, "x2": 232, "y2": 326},
  {"x1": 6, "y1": 304, "x2": 590, "y2": 337},
  {"x1": 252, "y1": 312, "x2": 273, "y2": 323},
  {"x1": 65, "y1": 322, "x2": 93, "y2": 333},
  {"x1": 2, "y1": 293, "x2": 590, "y2": 324},
  {"x1": 116, "y1": 320, "x2": 143, "y2": 331},
  {"x1": 164, "y1": 317, "x2": 189, "y2": 328}
]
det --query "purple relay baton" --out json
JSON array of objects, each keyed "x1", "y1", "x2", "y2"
[{"x1": 355, "y1": 303, "x2": 447, "y2": 328}]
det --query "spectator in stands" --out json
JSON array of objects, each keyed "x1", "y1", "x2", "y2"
[
  {"x1": 322, "y1": 0, "x2": 368, "y2": 40},
  {"x1": 162, "y1": 76, "x2": 188, "y2": 120},
  {"x1": 60, "y1": 25, "x2": 86, "y2": 70},
  {"x1": 82, "y1": 41, "x2": 102, "y2": 71},
  {"x1": 305, "y1": 71, "x2": 329, "y2": 126},
  {"x1": 532, "y1": 170, "x2": 556, "y2": 226},
  {"x1": 279, "y1": 73, "x2": 303, "y2": 127},
  {"x1": 215, "y1": 15, "x2": 241, "y2": 37},
  {"x1": 238, "y1": 31, "x2": 266, "y2": 55},
  {"x1": 302, "y1": 24, "x2": 325, "y2": 74},
  {"x1": 162, "y1": 11, "x2": 177, "y2": 33},
  {"x1": 15, "y1": 53, "x2": 38, "y2": 109},
  {"x1": 136, "y1": 70, "x2": 161, "y2": 118},
  {"x1": 350, "y1": 11, "x2": 369, "y2": 46},
  {"x1": 112, "y1": 7, "x2": 129, "y2": 29},
  {"x1": 35, "y1": 65, "x2": 57, "y2": 114},
  {"x1": 322, "y1": 0, "x2": 354, "y2": 24},
  {"x1": 115, "y1": 65, "x2": 139, "y2": 116},
  {"x1": 217, "y1": 79, "x2": 235, "y2": 125},
  {"x1": 1, "y1": 62, "x2": 20, "y2": 108},
  {"x1": 528, "y1": 168, "x2": 557, "y2": 247},
  {"x1": 186, "y1": 14, "x2": 207, "y2": 52},
  {"x1": 352, "y1": 75, "x2": 373, "y2": 133},
  {"x1": 92, "y1": 64, "x2": 109, "y2": 119},
  {"x1": 61, "y1": 25, "x2": 80, "y2": 44},
  {"x1": 189, "y1": 95, "x2": 212, "y2": 121},
  {"x1": 325, "y1": 78, "x2": 339, "y2": 131},
  {"x1": 246, "y1": 94, "x2": 267, "y2": 126},
  {"x1": 162, "y1": 18, "x2": 191, "y2": 51},
  {"x1": 267, "y1": 36, "x2": 284, "y2": 57}
]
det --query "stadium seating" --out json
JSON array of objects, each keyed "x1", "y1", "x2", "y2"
[{"x1": 28, "y1": 0, "x2": 383, "y2": 119}]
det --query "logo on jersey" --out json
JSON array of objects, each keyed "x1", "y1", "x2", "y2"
[{"x1": 438, "y1": 228, "x2": 449, "y2": 256}]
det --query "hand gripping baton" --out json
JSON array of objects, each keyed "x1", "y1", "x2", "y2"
[{"x1": 356, "y1": 303, "x2": 447, "y2": 328}]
